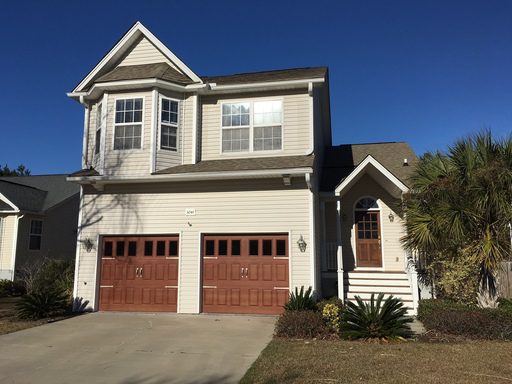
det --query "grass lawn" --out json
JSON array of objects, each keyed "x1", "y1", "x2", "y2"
[
  {"x1": 241, "y1": 338, "x2": 512, "y2": 384},
  {"x1": 0, "y1": 297, "x2": 51, "y2": 335}
]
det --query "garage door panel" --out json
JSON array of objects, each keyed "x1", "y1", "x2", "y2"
[
  {"x1": 99, "y1": 236, "x2": 179, "y2": 312},
  {"x1": 202, "y1": 234, "x2": 289, "y2": 315}
]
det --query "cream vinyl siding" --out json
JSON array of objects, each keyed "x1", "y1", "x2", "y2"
[
  {"x1": 200, "y1": 90, "x2": 311, "y2": 160},
  {"x1": 88, "y1": 103, "x2": 100, "y2": 169},
  {"x1": 103, "y1": 91, "x2": 153, "y2": 176},
  {"x1": 339, "y1": 173, "x2": 405, "y2": 271},
  {"x1": 0, "y1": 215, "x2": 15, "y2": 278},
  {"x1": 75, "y1": 179, "x2": 312, "y2": 313},
  {"x1": 118, "y1": 36, "x2": 181, "y2": 72},
  {"x1": 154, "y1": 92, "x2": 194, "y2": 171}
]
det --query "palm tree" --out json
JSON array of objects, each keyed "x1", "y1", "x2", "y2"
[{"x1": 402, "y1": 132, "x2": 512, "y2": 298}]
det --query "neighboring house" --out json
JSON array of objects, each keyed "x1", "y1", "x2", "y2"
[
  {"x1": 68, "y1": 22, "x2": 420, "y2": 315},
  {"x1": 0, "y1": 175, "x2": 80, "y2": 280}
]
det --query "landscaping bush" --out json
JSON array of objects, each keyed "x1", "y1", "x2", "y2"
[
  {"x1": 341, "y1": 293, "x2": 412, "y2": 340},
  {"x1": 418, "y1": 299, "x2": 512, "y2": 340},
  {"x1": 18, "y1": 258, "x2": 74, "y2": 297},
  {"x1": 284, "y1": 286, "x2": 316, "y2": 311},
  {"x1": 16, "y1": 288, "x2": 69, "y2": 320},
  {"x1": 322, "y1": 303, "x2": 342, "y2": 334},
  {"x1": 275, "y1": 310, "x2": 329, "y2": 339},
  {"x1": 0, "y1": 279, "x2": 26, "y2": 297},
  {"x1": 316, "y1": 296, "x2": 343, "y2": 313},
  {"x1": 498, "y1": 297, "x2": 512, "y2": 313}
]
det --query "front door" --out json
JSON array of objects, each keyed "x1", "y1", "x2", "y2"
[{"x1": 355, "y1": 211, "x2": 382, "y2": 267}]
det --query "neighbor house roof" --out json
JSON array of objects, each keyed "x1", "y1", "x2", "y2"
[
  {"x1": 201, "y1": 67, "x2": 328, "y2": 85},
  {"x1": 0, "y1": 175, "x2": 80, "y2": 213},
  {"x1": 94, "y1": 62, "x2": 196, "y2": 86},
  {"x1": 153, "y1": 155, "x2": 314, "y2": 175},
  {"x1": 320, "y1": 142, "x2": 418, "y2": 192}
]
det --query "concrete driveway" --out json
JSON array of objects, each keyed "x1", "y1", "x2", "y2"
[{"x1": 0, "y1": 312, "x2": 276, "y2": 384}]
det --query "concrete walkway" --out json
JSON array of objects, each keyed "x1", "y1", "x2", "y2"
[{"x1": 0, "y1": 312, "x2": 276, "y2": 384}]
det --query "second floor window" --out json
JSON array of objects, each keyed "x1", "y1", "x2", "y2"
[
  {"x1": 94, "y1": 103, "x2": 102, "y2": 155},
  {"x1": 114, "y1": 98, "x2": 143, "y2": 150},
  {"x1": 221, "y1": 100, "x2": 282, "y2": 153},
  {"x1": 160, "y1": 98, "x2": 179, "y2": 151},
  {"x1": 29, "y1": 219, "x2": 43, "y2": 250}
]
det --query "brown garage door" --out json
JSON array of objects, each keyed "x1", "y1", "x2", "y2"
[
  {"x1": 99, "y1": 236, "x2": 179, "y2": 312},
  {"x1": 202, "y1": 234, "x2": 289, "y2": 315}
]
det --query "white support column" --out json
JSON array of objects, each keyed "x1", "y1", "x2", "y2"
[
  {"x1": 336, "y1": 199, "x2": 344, "y2": 302},
  {"x1": 320, "y1": 200, "x2": 326, "y2": 272},
  {"x1": 150, "y1": 89, "x2": 158, "y2": 173}
]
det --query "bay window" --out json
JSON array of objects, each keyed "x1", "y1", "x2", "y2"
[{"x1": 114, "y1": 98, "x2": 143, "y2": 150}]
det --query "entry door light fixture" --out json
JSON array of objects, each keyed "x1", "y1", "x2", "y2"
[{"x1": 297, "y1": 235, "x2": 307, "y2": 253}]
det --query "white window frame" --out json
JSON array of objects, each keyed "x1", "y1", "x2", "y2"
[
  {"x1": 29, "y1": 219, "x2": 43, "y2": 251},
  {"x1": 112, "y1": 96, "x2": 145, "y2": 151},
  {"x1": 159, "y1": 96, "x2": 180, "y2": 152},
  {"x1": 94, "y1": 102, "x2": 102, "y2": 155},
  {"x1": 219, "y1": 98, "x2": 284, "y2": 154}
]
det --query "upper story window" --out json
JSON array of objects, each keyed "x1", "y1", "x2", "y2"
[
  {"x1": 114, "y1": 98, "x2": 143, "y2": 150},
  {"x1": 94, "y1": 103, "x2": 102, "y2": 155},
  {"x1": 29, "y1": 219, "x2": 43, "y2": 250},
  {"x1": 221, "y1": 100, "x2": 282, "y2": 153},
  {"x1": 355, "y1": 198, "x2": 379, "y2": 210},
  {"x1": 160, "y1": 98, "x2": 179, "y2": 151}
]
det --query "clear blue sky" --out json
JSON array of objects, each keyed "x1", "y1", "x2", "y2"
[{"x1": 1, "y1": 0, "x2": 511, "y2": 174}]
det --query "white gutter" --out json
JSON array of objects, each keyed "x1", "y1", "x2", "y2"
[
  {"x1": 209, "y1": 77, "x2": 325, "y2": 91},
  {"x1": 68, "y1": 167, "x2": 313, "y2": 185},
  {"x1": 73, "y1": 187, "x2": 83, "y2": 298},
  {"x1": 307, "y1": 82, "x2": 314, "y2": 155},
  {"x1": 79, "y1": 96, "x2": 90, "y2": 168}
]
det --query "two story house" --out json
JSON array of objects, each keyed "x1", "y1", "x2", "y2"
[{"x1": 68, "y1": 22, "x2": 419, "y2": 315}]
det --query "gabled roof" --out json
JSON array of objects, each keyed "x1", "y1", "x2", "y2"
[
  {"x1": 0, "y1": 175, "x2": 80, "y2": 213},
  {"x1": 320, "y1": 142, "x2": 418, "y2": 192},
  {"x1": 153, "y1": 155, "x2": 314, "y2": 175},
  {"x1": 70, "y1": 21, "x2": 202, "y2": 95}
]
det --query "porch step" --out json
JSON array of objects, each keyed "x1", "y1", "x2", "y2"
[
  {"x1": 345, "y1": 278, "x2": 410, "y2": 287},
  {"x1": 346, "y1": 285, "x2": 412, "y2": 294},
  {"x1": 346, "y1": 291, "x2": 413, "y2": 303},
  {"x1": 347, "y1": 272, "x2": 407, "y2": 280}
]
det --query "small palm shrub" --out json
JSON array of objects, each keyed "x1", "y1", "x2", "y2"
[
  {"x1": 284, "y1": 286, "x2": 316, "y2": 311},
  {"x1": 341, "y1": 293, "x2": 413, "y2": 340},
  {"x1": 16, "y1": 289, "x2": 69, "y2": 320},
  {"x1": 275, "y1": 310, "x2": 329, "y2": 338},
  {"x1": 71, "y1": 297, "x2": 90, "y2": 313}
]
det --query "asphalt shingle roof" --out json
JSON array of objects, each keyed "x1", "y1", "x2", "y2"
[
  {"x1": 153, "y1": 155, "x2": 314, "y2": 175},
  {"x1": 0, "y1": 175, "x2": 80, "y2": 213},
  {"x1": 201, "y1": 67, "x2": 328, "y2": 85},
  {"x1": 320, "y1": 142, "x2": 418, "y2": 192}
]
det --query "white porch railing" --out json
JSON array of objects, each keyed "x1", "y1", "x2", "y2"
[
  {"x1": 323, "y1": 242, "x2": 338, "y2": 271},
  {"x1": 405, "y1": 252, "x2": 419, "y2": 315}
]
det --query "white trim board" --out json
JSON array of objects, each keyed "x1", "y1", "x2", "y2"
[{"x1": 335, "y1": 155, "x2": 409, "y2": 196}]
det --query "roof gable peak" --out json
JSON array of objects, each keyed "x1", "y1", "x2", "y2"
[{"x1": 71, "y1": 21, "x2": 201, "y2": 95}]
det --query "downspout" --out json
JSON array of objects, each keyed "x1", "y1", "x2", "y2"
[
  {"x1": 72, "y1": 187, "x2": 84, "y2": 298},
  {"x1": 10, "y1": 214, "x2": 24, "y2": 281},
  {"x1": 79, "y1": 95, "x2": 90, "y2": 169},
  {"x1": 306, "y1": 82, "x2": 314, "y2": 156}
]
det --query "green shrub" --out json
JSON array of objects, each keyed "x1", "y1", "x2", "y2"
[
  {"x1": 275, "y1": 310, "x2": 329, "y2": 338},
  {"x1": 418, "y1": 299, "x2": 512, "y2": 340},
  {"x1": 0, "y1": 279, "x2": 26, "y2": 297},
  {"x1": 284, "y1": 286, "x2": 316, "y2": 311},
  {"x1": 341, "y1": 293, "x2": 413, "y2": 340},
  {"x1": 16, "y1": 289, "x2": 69, "y2": 320},
  {"x1": 498, "y1": 298, "x2": 512, "y2": 312},
  {"x1": 18, "y1": 258, "x2": 74, "y2": 297},
  {"x1": 417, "y1": 299, "x2": 471, "y2": 320}
]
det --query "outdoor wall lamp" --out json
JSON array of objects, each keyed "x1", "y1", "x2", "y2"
[
  {"x1": 82, "y1": 237, "x2": 95, "y2": 253},
  {"x1": 297, "y1": 235, "x2": 307, "y2": 253},
  {"x1": 388, "y1": 212, "x2": 395, "y2": 222}
]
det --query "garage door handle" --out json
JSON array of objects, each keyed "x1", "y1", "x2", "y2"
[
  {"x1": 244, "y1": 267, "x2": 248, "y2": 278},
  {"x1": 135, "y1": 267, "x2": 140, "y2": 277}
]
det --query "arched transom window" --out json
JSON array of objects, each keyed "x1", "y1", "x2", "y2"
[{"x1": 355, "y1": 197, "x2": 379, "y2": 210}]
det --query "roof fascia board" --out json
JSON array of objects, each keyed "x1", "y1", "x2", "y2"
[
  {"x1": 72, "y1": 21, "x2": 201, "y2": 94},
  {"x1": 67, "y1": 167, "x2": 313, "y2": 185},
  {"x1": 208, "y1": 77, "x2": 324, "y2": 91},
  {"x1": 334, "y1": 155, "x2": 409, "y2": 195},
  {"x1": 0, "y1": 193, "x2": 20, "y2": 212}
]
